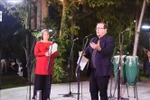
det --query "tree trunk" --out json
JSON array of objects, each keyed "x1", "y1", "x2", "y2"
[
  {"x1": 36, "y1": 0, "x2": 48, "y2": 30},
  {"x1": 59, "y1": 0, "x2": 67, "y2": 37},
  {"x1": 135, "y1": 0, "x2": 140, "y2": 31},
  {"x1": 133, "y1": 0, "x2": 147, "y2": 56},
  {"x1": 41, "y1": 0, "x2": 48, "y2": 28},
  {"x1": 31, "y1": 2, "x2": 36, "y2": 30},
  {"x1": 36, "y1": 0, "x2": 42, "y2": 30}
]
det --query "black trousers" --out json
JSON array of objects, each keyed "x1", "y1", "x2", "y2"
[
  {"x1": 33, "y1": 74, "x2": 52, "y2": 100},
  {"x1": 90, "y1": 70, "x2": 110, "y2": 100}
]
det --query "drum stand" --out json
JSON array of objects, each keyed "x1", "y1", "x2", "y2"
[
  {"x1": 126, "y1": 77, "x2": 139, "y2": 100},
  {"x1": 133, "y1": 84, "x2": 138, "y2": 100},
  {"x1": 108, "y1": 62, "x2": 130, "y2": 100},
  {"x1": 109, "y1": 58, "x2": 139, "y2": 100},
  {"x1": 108, "y1": 33, "x2": 129, "y2": 100},
  {"x1": 109, "y1": 33, "x2": 139, "y2": 100},
  {"x1": 109, "y1": 77, "x2": 139, "y2": 100},
  {"x1": 111, "y1": 73, "x2": 130, "y2": 100}
]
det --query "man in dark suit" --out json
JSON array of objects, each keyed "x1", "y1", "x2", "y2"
[{"x1": 84, "y1": 22, "x2": 115, "y2": 100}]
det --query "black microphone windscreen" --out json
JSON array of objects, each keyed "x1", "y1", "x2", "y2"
[
  {"x1": 73, "y1": 37, "x2": 79, "y2": 42},
  {"x1": 85, "y1": 34, "x2": 93, "y2": 38},
  {"x1": 51, "y1": 31, "x2": 58, "y2": 38}
]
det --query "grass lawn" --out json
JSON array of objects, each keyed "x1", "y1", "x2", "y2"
[
  {"x1": 1, "y1": 73, "x2": 29, "y2": 89},
  {"x1": 0, "y1": 70, "x2": 150, "y2": 90}
]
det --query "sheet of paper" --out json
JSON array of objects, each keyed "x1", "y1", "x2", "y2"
[
  {"x1": 49, "y1": 43, "x2": 58, "y2": 54},
  {"x1": 77, "y1": 56, "x2": 89, "y2": 71}
]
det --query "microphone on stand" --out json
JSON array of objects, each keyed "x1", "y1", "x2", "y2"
[
  {"x1": 83, "y1": 34, "x2": 93, "y2": 47},
  {"x1": 85, "y1": 34, "x2": 94, "y2": 38},
  {"x1": 73, "y1": 37, "x2": 78, "y2": 42},
  {"x1": 120, "y1": 28, "x2": 130, "y2": 34},
  {"x1": 50, "y1": 31, "x2": 58, "y2": 39}
]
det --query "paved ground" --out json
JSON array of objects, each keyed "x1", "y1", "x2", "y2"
[{"x1": 0, "y1": 79, "x2": 150, "y2": 100}]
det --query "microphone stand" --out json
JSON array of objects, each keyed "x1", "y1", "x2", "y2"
[
  {"x1": 116, "y1": 33, "x2": 129, "y2": 100},
  {"x1": 25, "y1": 30, "x2": 38, "y2": 100},
  {"x1": 75, "y1": 37, "x2": 89, "y2": 100},
  {"x1": 47, "y1": 31, "x2": 58, "y2": 70},
  {"x1": 47, "y1": 38, "x2": 54, "y2": 72},
  {"x1": 63, "y1": 40, "x2": 77, "y2": 97},
  {"x1": 109, "y1": 44, "x2": 118, "y2": 99}
]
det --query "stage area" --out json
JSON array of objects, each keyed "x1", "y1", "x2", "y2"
[{"x1": 1, "y1": 79, "x2": 150, "y2": 100}]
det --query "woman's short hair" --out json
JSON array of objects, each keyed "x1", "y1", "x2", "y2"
[{"x1": 41, "y1": 29, "x2": 49, "y2": 40}]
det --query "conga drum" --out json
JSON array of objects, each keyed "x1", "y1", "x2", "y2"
[
  {"x1": 125, "y1": 56, "x2": 139, "y2": 86},
  {"x1": 113, "y1": 55, "x2": 126, "y2": 84}
]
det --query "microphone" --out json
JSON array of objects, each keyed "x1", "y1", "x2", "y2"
[
  {"x1": 50, "y1": 31, "x2": 57, "y2": 39},
  {"x1": 120, "y1": 28, "x2": 130, "y2": 34},
  {"x1": 85, "y1": 34, "x2": 93, "y2": 38},
  {"x1": 73, "y1": 37, "x2": 78, "y2": 42}
]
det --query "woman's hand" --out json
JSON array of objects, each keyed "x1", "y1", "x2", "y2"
[{"x1": 45, "y1": 52, "x2": 50, "y2": 56}]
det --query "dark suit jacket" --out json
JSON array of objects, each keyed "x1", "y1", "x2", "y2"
[{"x1": 85, "y1": 34, "x2": 115, "y2": 76}]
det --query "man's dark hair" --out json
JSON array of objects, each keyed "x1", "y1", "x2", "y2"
[{"x1": 98, "y1": 22, "x2": 108, "y2": 29}]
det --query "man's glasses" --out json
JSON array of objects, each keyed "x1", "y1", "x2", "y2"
[{"x1": 96, "y1": 28, "x2": 105, "y2": 30}]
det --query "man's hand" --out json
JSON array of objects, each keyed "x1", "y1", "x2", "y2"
[
  {"x1": 79, "y1": 51, "x2": 86, "y2": 56},
  {"x1": 90, "y1": 41, "x2": 101, "y2": 51},
  {"x1": 147, "y1": 51, "x2": 150, "y2": 58}
]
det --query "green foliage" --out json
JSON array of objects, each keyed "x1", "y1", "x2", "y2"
[
  {"x1": 2, "y1": 0, "x2": 27, "y2": 24},
  {"x1": 53, "y1": 35, "x2": 68, "y2": 82},
  {"x1": 53, "y1": 58, "x2": 65, "y2": 82},
  {"x1": 1, "y1": 0, "x2": 149, "y2": 83},
  {"x1": 32, "y1": 31, "x2": 41, "y2": 38},
  {"x1": 85, "y1": 0, "x2": 122, "y2": 8},
  {"x1": 43, "y1": 16, "x2": 60, "y2": 31},
  {"x1": 43, "y1": 11, "x2": 71, "y2": 83},
  {"x1": 46, "y1": 0, "x2": 81, "y2": 82},
  {"x1": 51, "y1": 33, "x2": 70, "y2": 82},
  {"x1": 70, "y1": 25, "x2": 80, "y2": 36},
  {"x1": 1, "y1": 0, "x2": 36, "y2": 28}
]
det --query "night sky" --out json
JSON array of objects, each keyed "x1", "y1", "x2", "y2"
[
  {"x1": 0, "y1": 5, "x2": 22, "y2": 33},
  {"x1": 0, "y1": 4, "x2": 23, "y2": 59}
]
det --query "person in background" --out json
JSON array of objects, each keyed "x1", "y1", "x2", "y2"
[
  {"x1": 146, "y1": 51, "x2": 150, "y2": 78},
  {"x1": 1, "y1": 58, "x2": 7, "y2": 74},
  {"x1": 83, "y1": 22, "x2": 115, "y2": 100},
  {"x1": 32, "y1": 29, "x2": 58, "y2": 100}
]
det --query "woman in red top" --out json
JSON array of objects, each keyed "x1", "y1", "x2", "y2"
[{"x1": 32, "y1": 29, "x2": 58, "y2": 100}]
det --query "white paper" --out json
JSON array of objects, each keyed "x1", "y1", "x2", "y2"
[
  {"x1": 49, "y1": 43, "x2": 58, "y2": 54},
  {"x1": 77, "y1": 56, "x2": 89, "y2": 71}
]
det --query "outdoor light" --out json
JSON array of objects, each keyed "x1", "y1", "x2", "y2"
[
  {"x1": 0, "y1": 11, "x2": 2, "y2": 22},
  {"x1": 7, "y1": 0, "x2": 23, "y2": 4},
  {"x1": 49, "y1": 29, "x2": 53, "y2": 32},
  {"x1": 142, "y1": 25, "x2": 150, "y2": 29}
]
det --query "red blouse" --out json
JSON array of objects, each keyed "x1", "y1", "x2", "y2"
[{"x1": 34, "y1": 41, "x2": 58, "y2": 75}]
